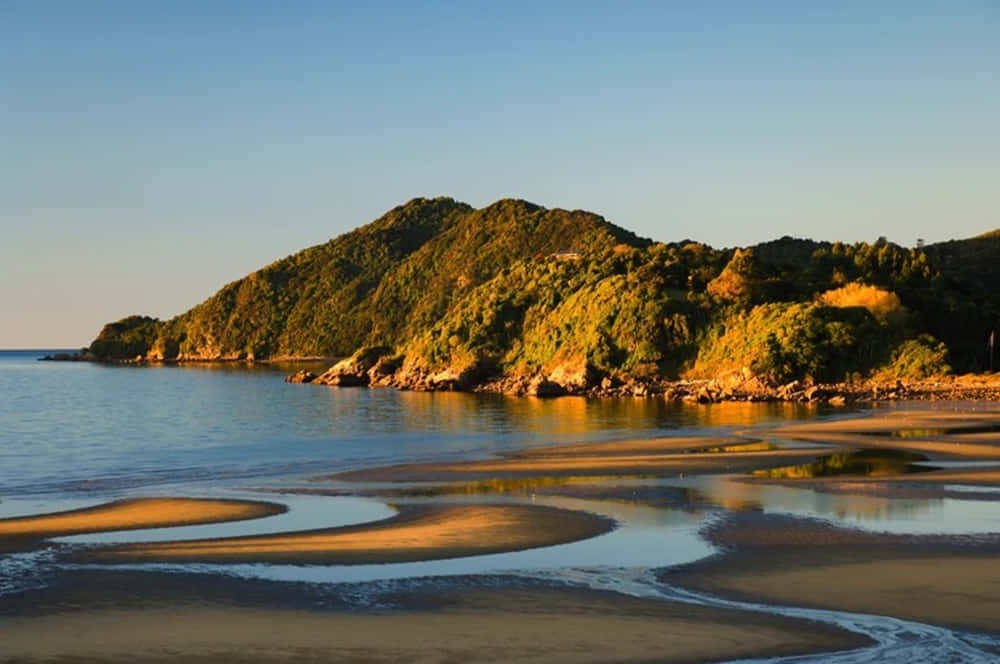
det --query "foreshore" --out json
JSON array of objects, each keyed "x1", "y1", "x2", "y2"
[
  {"x1": 664, "y1": 510, "x2": 1000, "y2": 633},
  {"x1": 0, "y1": 569, "x2": 867, "y2": 663},
  {"x1": 81, "y1": 503, "x2": 614, "y2": 565},
  {"x1": 3, "y1": 407, "x2": 1000, "y2": 661}
]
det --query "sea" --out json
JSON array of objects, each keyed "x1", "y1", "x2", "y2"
[{"x1": 0, "y1": 349, "x2": 817, "y2": 499}]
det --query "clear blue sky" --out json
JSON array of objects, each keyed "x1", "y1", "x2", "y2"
[{"x1": 2, "y1": 1, "x2": 997, "y2": 347}]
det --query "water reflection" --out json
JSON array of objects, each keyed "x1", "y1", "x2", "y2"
[
  {"x1": 0, "y1": 352, "x2": 850, "y2": 499},
  {"x1": 753, "y1": 450, "x2": 934, "y2": 480},
  {"x1": 679, "y1": 475, "x2": 1000, "y2": 534},
  {"x1": 71, "y1": 494, "x2": 713, "y2": 585},
  {"x1": 863, "y1": 424, "x2": 1000, "y2": 438}
]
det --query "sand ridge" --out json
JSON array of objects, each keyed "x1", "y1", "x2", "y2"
[
  {"x1": 331, "y1": 445, "x2": 832, "y2": 483},
  {"x1": 83, "y1": 502, "x2": 614, "y2": 565},
  {"x1": 0, "y1": 497, "x2": 287, "y2": 540}
]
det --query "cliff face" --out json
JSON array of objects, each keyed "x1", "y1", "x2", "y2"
[{"x1": 89, "y1": 198, "x2": 1000, "y2": 389}]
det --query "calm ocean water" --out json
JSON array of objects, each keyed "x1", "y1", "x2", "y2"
[{"x1": 0, "y1": 349, "x2": 822, "y2": 500}]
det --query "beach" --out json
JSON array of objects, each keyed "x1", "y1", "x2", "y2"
[
  {"x1": 0, "y1": 569, "x2": 865, "y2": 663},
  {"x1": 3, "y1": 407, "x2": 1000, "y2": 661}
]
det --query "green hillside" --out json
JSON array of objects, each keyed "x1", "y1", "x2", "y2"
[
  {"x1": 89, "y1": 197, "x2": 647, "y2": 361},
  {"x1": 89, "y1": 198, "x2": 1000, "y2": 388}
]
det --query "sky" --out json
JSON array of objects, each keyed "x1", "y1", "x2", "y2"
[{"x1": 2, "y1": 1, "x2": 998, "y2": 348}]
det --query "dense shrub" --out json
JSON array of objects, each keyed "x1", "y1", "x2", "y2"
[{"x1": 88, "y1": 197, "x2": 1000, "y2": 381}]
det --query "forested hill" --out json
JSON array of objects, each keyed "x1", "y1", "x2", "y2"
[
  {"x1": 89, "y1": 197, "x2": 1000, "y2": 390},
  {"x1": 88, "y1": 197, "x2": 647, "y2": 361}
]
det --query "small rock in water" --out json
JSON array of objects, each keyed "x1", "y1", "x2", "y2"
[{"x1": 285, "y1": 369, "x2": 317, "y2": 384}]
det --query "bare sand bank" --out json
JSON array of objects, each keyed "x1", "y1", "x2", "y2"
[
  {"x1": 331, "y1": 447, "x2": 829, "y2": 483},
  {"x1": 666, "y1": 511, "x2": 1000, "y2": 633},
  {"x1": 0, "y1": 497, "x2": 285, "y2": 545},
  {"x1": 509, "y1": 435, "x2": 752, "y2": 457},
  {"x1": 765, "y1": 410, "x2": 1000, "y2": 459},
  {"x1": 84, "y1": 503, "x2": 613, "y2": 565},
  {"x1": 0, "y1": 570, "x2": 866, "y2": 664}
]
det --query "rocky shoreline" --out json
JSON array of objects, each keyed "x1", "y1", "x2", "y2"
[
  {"x1": 48, "y1": 348, "x2": 1000, "y2": 404},
  {"x1": 286, "y1": 357, "x2": 1000, "y2": 405}
]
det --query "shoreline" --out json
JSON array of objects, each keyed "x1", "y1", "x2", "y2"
[{"x1": 38, "y1": 351, "x2": 1000, "y2": 405}]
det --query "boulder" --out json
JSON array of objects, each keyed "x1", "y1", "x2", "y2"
[
  {"x1": 285, "y1": 369, "x2": 317, "y2": 384},
  {"x1": 546, "y1": 360, "x2": 594, "y2": 393},
  {"x1": 526, "y1": 376, "x2": 567, "y2": 398},
  {"x1": 368, "y1": 354, "x2": 404, "y2": 381},
  {"x1": 324, "y1": 373, "x2": 367, "y2": 387},
  {"x1": 315, "y1": 346, "x2": 395, "y2": 387},
  {"x1": 804, "y1": 386, "x2": 827, "y2": 402},
  {"x1": 695, "y1": 386, "x2": 716, "y2": 404}
]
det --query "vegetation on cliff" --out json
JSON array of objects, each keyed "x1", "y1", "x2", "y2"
[{"x1": 89, "y1": 197, "x2": 1000, "y2": 390}]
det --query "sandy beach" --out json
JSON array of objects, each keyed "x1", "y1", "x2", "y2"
[
  {"x1": 6, "y1": 407, "x2": 1000, "y2": 661},
  {"x1": 0, "y1": 569, "x2": 865, "y2": 664}
]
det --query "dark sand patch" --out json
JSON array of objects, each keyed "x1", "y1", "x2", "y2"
[
  {"x1": 665, "y1": 511, "x2": 1000, "y2": 633},
  {"x1": 0, "y1": 569, "x2": 867, "y2": 664},
  {"x1": 83, "y1": 503, "x2": 613, "y2": 565}
]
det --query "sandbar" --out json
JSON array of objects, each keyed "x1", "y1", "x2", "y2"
[
  {"x1": 0, "y1": 497, "x2": 286, "y2": 543},
  {"x1": 510, "y1": 435, "x2": 752, "y2": 457},
  {"x1": 331, "y1": 448, "x2": 828, "y2": 483},
  {"x1": 765, "y1": 410, "x2": 1000, "y2": 459},
  {"x1": 84, "y1": 503, "x2": 613, "y2": 564}
]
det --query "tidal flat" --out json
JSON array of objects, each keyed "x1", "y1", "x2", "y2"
[{"x1": 3, "y1": 352, "x2": 1000, "y2": 662}]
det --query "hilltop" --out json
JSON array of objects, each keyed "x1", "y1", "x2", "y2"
[{"x1": 88, "y1": 198, "x2": 1000, "y2": 396}]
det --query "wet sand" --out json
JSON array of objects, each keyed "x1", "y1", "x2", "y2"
[
  {"x1": 0, "y1": 570, "x2": 866, "y2": 664},
  {"x1": 8, "y1": 406, "x2": 1000, "y2": 660},
  {"x1": 0, "y1": 497, "x2": 285, "y2": 544},
  {"x1": 331, "y1": 447, "x2": 829, "y2": 482},
  {"x1": 746, "y1": 466, "x2": 1000, "y2": 498},
  {"x1": 509, "y1": 435, "x2": 752, "y2": 457},
  {"x1": 666, "y1": 511, "x2": 1000, "y2": 633},
  {"x1": 84, "y1": 503, "x2": 614, "y2": 564},
  {"x1": 765, "y1": 410, "x2": 1000, "y2": 459}
]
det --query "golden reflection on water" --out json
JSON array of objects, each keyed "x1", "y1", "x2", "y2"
[
  {"x1": 753, "y1": 450, "x2": 931, "y2": 480},
  {"x1": 698, "y1": 476, "x2": 942, "y2": 522},
  {"x1": 323, "y1": 390, "x2": 831, "y2": 440},
  {"x1": 697, "y1": 441, "x2": 780, "y2": 454},
  {"x1": 385, "y1": 475, "x2": 632, "y2": 497}
]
